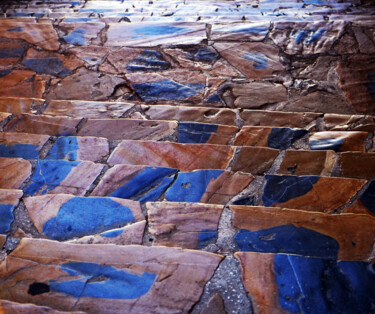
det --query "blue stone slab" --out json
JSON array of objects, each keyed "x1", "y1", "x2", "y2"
[
  {"x1": 262, "y1": 175, "x2": 319, "y2": 207},
  {"x1": 64, "y1": 29, "x2": 86, "y2": 45},
  {"x1": 292, "y1": 28, "x2": 325, "y2": 45},
  {"x1": 310, "y1": 137, "x2": 343, "y2": 151},
  {"x1": 178, "y1": 122, "x2": 218, "y2": 144},
  {"x1": 235, "y1": 225, "x2": 339, "y2": 259},
  {"x1": 46, "y1": 137, "x2": 79, "y2": 161},
  {"x1": 360, "y1": 181, "x2": 375, "y2": 214},
  {"x1": 243, "y1": 52, "x2": 268, "y2": 70},
  {"x1": 42, "y1": 197, "x2": 135, "y2": 241},
  {"x1": 7, "y1": 28, "x2": 23, "y2": 32},
  {"x1": 198, "y1": 229, "x2": 218, "y2": 249},
  {"x1": 165, "y1": 170, "x2": 224, "y2": 202},
  {"x1": 205, "y1": 93, "x2": 221, "y2": 103},
  {"x1": 274, "y1": 254, "x2": 375, "y2": 313},
  {"x1": 187, "y1": 48, "x2": 219, "y2": 63},
  {"x1": 0, "y1": 143, "x2": 40, "y2": 159},
  {"x1": 0, "y1": 204, "x2": 15, "y2": 234},
  {"x1": 22, "y1": 58, "x2": 71, "y2": 77},
  {"x1": 100, "y1": 228, "x2": 124, "y2": 238},
  {"x1": 126, "y1": 50, "x2": 170, "y2": 72},
  {"x1": 268, "y1": 128, "x2": 308, "y2": 150},
  {"x1": 133, "y1": 79, "x2": 205, "y2": 101},
  {"x1": 25, "y1": 160, "x2": 81, "y2": 196},
  {"x1": 0, "y1": 47, "x2": 24, "y2": 59},
  {"x1": 131, "y1": 25, "x2": 190, "y2": 38},
  {"x1": 50, "y1": 262, "x2": 156, "y2": 299},
  {"x1": 0, "y1": 69, "x2": 12, "y2": 78}
]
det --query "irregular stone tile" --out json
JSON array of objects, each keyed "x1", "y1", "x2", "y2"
[
  {"x1": 148, "y1": 202, "x2": 223, "y2": 249},
  {"x1": 210, "y1": 22, "x2": 270, "y2": 41},
  {"x1": 262, "y1": 175, "x2": 366, "y2": 213},
  {"x1": 24, "y1": 160, "x2": 103, "y2": 196},
  {"x1": 241, "y1": 110, "x2": 320, "y2": 129},
  {"x1": 0, "y1": 189, "x2": 23, "y2": 234},
  {"x1": 47, "y1": 68, "x2": 127, "y2": 101},
  {"x1": 204, "y1": 77, "x2": 225, "y2": 105},
  {"x1": 236, "y1": 252, "x2": 375, "y2": 314},
  {"x1": 324, "y1": 113, "x2": 375, "y2": 132},
  {"x1": 24, "y1": 194, "x2": 144, "y2": 241},
  {"x1": 280, "y1": 91, "x2": 353, "y2": 114},
  {"x1": 45, "y1": 136, "x2": 108, "y2": 162},
  {"x1": 294, "y1": 56, "x2": 339, "y2": 81},
  {"x1": 0, "y1": 158, "x2": 31, "y2": 189},
  {"x1": 0, "y1": 238, "x2": 223, "y2": 313},
  {"x1": 141, "y1": 105, "x2": 238, "y2": 126},
  {"x1": 207, "y1": 59, "x2": 240, "y2": 77},
  {"x1": 337, "y1": 54, "x2": 375, "y2": 114},
  {"x1": 232, "y1": 205, "x2": 375, "y2": 260},
  {"x1": 0, "y1": 97, "x2": 44, "y2": 114},
  {"x1": 231, "y1": 147, "x2": 279, "y2": 174},
  {"x1": 22, "y1": 48, "x2": 83, "y2": 78},
  {"x1": 91, "y1": 164, "x2": 178, "y2": 202},
  {"x1": 214, "y1": 43, "x2": 284, "y2": 80},
  {"x1": 310, "y1": 131, "x2": 368, "y2": 152},
  {"x1": 59, "y1": 22, "x2": 105, "y2": 46},
  {"x1": 344, "y1": 181, "x2": 375, "y2": 216},
  {"x1": 0, "y1": 299, "x2": 81, "y2": 313},
  {"x1": 228, "y1": 82, "x2": 287, "y2": 109},
  {"x1": 69, "y1": 46, "x2": 109, "y2": 66},
  {"x1": 233, "y1": 126, "x2": 307, "y2": 149},
  {"x1": 178, "y1": 122, "x2": 238, "y2": 145},
  {"x1": 165, "y1": 170, "x2": 254, "y2": 204},
  {"x1": 338, "y1": 152, "x2": 375, "y2": 179},
  {"x1": 78, "y1": 119, "x2": 177, "y2": 141},
  {"x1": 279, "y1": 150, "x2": 336, "y2": 176},
  {"x1": 67, "y1": 221, "x2": 146, "y2": 245},
  {"x1": 334, "y1": 32, "x2": 359, "y2": 54},
  {"x1": 0, "y1": 39, "x2": 25, "y2": 67},
  {"x1": 44, "y1": 100, "x2": 134, "y2": 119},
  {"x1": 353, "y1": 25, "x2": 375, "y2": 54},
  {"x1": 0, "y1": 132, "x2": 49, "y2": 159},
  {"x1": 270, "y1": 21, "x2": 344, "y2": 54},
  {"x1": 108, "y1": 140, "x2": 235, "y2": 171},
  {"x1": 127, "y1": 70, "x2": 205, "y2": 103},
  {"x1": 106, "y1": 22, "x2": 206, "y2": 46},
  {"x1": 0, "y1": 20, "x2": 59, "y2": 51},
  {"x1": 4, "y1": 114, "x2": 81, "y2": 136}
]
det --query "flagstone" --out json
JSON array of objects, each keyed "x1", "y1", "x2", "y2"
[
  {"x1": 59, "y1": 22, "x2": 105, "y2": 46},
  {"x1": 0, "y1": 97, "x2": 45, "y2": 114},
  {"x1": 310, "y1": 131, "x2": 368, "y2": 152},
  {"x1": 210, "y1": 22, "x2": 270, "y2": 41},
  {"x1": 338, "y1": 152, "x2": 375, "y2": 179},
  {"x1": 0, "y1": 189, "x2": 23, "y2": 234},
  {"x1": 0, "y1": 133, "x2": 49, "y2": 159},
  {"x1": 0, "y1": 157, "x2": 31, "y2": 189}
]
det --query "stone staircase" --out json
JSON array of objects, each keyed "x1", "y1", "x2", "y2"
[{"x1": 0, "y1": 0, "x2": 375, "y2": 313}]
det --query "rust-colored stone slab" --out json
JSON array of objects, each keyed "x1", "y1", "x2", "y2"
[
  {"x1": 108, "y1": 140, "x2": 235, "y2": 171},
  {"x1": 0, "y1": 20, "x2": 59, "y2": 51},
  {"x1": 210, "y1": 22, "x2": 270, "y2": 41},
  {"x1": 24, "y1": 160, "x2": 103, "y2": 196},
  {"x1": 69, "y1": 46, "x2": 109, "y2": 66},
  {"x1": 106, "y1": 22, "x2": 206, "y2": 46},
  {"x1": 0, "y1": 38, "x2": 25, "y2": 68},
  {"x1": 338, "y1": 152, "x2": 375, "y2": 179},
  {"x1": 68, "y1": 221, "x2": 146, "y2": 245},
  {"x1": 231, "y1": 205, "x2": 375, "y2": 260},
  {"x1": 262, "y1": 175, "x2": 366, "y2": 213},
  {"x1": 0, "y1": 97, "x2": 45, "y2": 114},
  {"x1": 141, "y1": 105, "x2": 238, "y2": 126},
  {"x1": 310, "y1": 131, "x2": 368, "y2": 152},
  {"x1": 78, "y1": 119, "x2": 177, "y2": 141},
  {"x1": 24, "y1": 194, "x2": 144, "y2": 241},
  {"x1": 45, "y1": 100, "x2": 134, "y2": 119},
  {"x1": 337, "y1": 54, "x2": 375, "y2": 114},
  {"x1": 229, "y1": 82, "x2": 287, "y2": 109},
  {"x1": 0, "y1": 157, "x2": 31, "y2": 189},
  {"x1": 0, "y1": 299, "x2": 81, "y2": 313},
  {"x1": 47, "y1": 68, "x2": 127, "y2": 101},
  {"x1": 147, "y1": 202, "x2": 223, "y2": 249},
  {"x1": 324, "y1": 114, "x2": 375, "y2": 132},
  {"x1": 0, "y1": 189, "x2": 23, "y2": 206},
  {"x1": 0, "y1": 238, "x2": 223, "y2": 313},
  {"x1": 214, "y1": 42, "x2": 284, "y2": 80},
  {"x1": 240, "y1": 110, "x2": 320, "y2": 129},
  {"x1": 0, "y1": 133, "x2": 49, "y2": 159},
  {"x1": 4, "y1": 114, "x2": 81, "y2": 136},
  {"x1": 279, "y1": 150, "x2": 336, "y2": 176},
  {"x1": 231, "y1": 147, "x2": 279, "y2": 174}
]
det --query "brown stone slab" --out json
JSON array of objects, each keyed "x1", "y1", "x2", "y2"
[
  {"x1": 240, "y1": 110, "x2": 320, "y2": 129},
  {"x1": 0, "y1": 132, "x2": 49, "y2": 149},
  {"x1": 59, "y1": 22, "x2": 105, "y2": 47},
  {"x1": 45, "y1": 100, "x2": 134, "y2": 119},
  {"x1": 0, "y1": 157, "x2": 31, "y2": 189},
  {"x1": 310, "y1": 131, "x2": 368, "y2": 152},
  {"x1": 231, "y1": 147, "x2": 279, "y2": 174},
  {"x1": 108, "y1": 140, "x2": 235, "y2": 171},
  {"x1": 106, "y1": 22, "x2": 206, "y2": 46},
  {"x1": 0, "y1": 238, "x2": 223, "y2": 313},
  {"x1": 0, "y1": 189, "x2": 23, "y2": 206},
  {"x1": 210, "y1": 22, "x2": 270, "y2": 41},
  {"x1": 4, "y1": 114, "x2": 81, "y2": 136},
  {"x1": 229, "y1": 82, "x2": 287, "y2": 109},
  {"x1": 141, "y1": 105, "x2": 238, "y2": 126},
  {"x1": 67, "y1": 221, "x2": 146, "y2": 245},
  {"x1": 69, "y1": 46, "x2": 110, "y2": 66},
  {"x1": 324, "y1": 114, "x2": 375, "y2": 132},
  {"x1": 214, "y1": 42, "x2": 285, "y2": 80},
  {"x1": 78, "y1": 119, "x2": 177, "y2": 141},
  {"x1": 279, "y1": 150, "x2": 336, "y2": 176},
  {"x1": 231, "y1": 205, "x2": 375, "y2": 260},
  {"x1": 233, "y1": 126, "x2": 271, "y2": 147},
  {"x1": 0, "y1": 299, "x2": 82, "y2": 313},
  {"x1": 337, "y1": 54, "x2": 375, "y2": 114},
  {"x1": 0, "y1": 97, "x2": 45, "y2": 114},
  {"x1": 0, "y1": 20, "x2": 59, "y2": 51},
  {"x1": 0, "y1": 112, "x2": 11, "y2": 123},
  {"x1": 147, "y1": 202, "x2": 223, "y2": 249},
  {"x1": 338, "y1": 152, "x2": 375, "y2": 179},
  {"x1": 0, "y1": 39, "x2": 24, "y2": 68}
]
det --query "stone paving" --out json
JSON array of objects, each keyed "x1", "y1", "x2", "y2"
[{"x1": 0, "y1": 0, "x2": 375, "y2": 313}]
